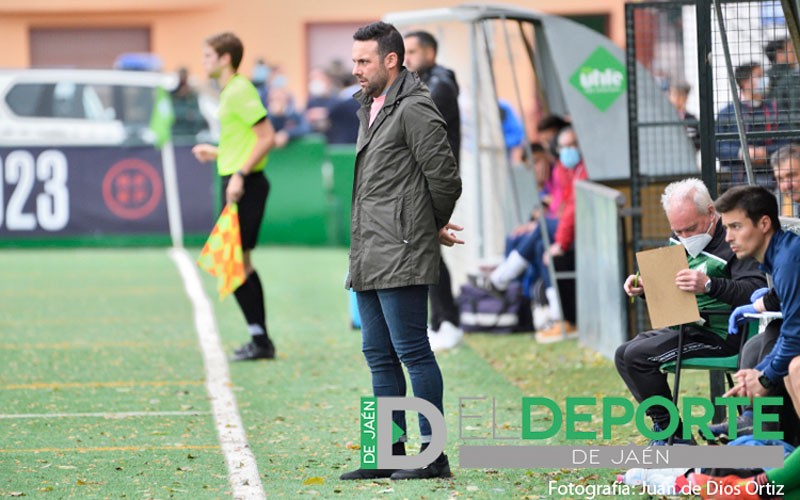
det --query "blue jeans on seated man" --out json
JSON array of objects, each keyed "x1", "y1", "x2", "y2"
[
  {"x1": 504, "y1": 216, "x2": 558, "y2": 291},
  {"x1": 356, "y1": 285, "x2": 444, "y2": 439}
]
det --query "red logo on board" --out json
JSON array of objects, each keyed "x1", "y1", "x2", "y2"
[{"x1": 102, "y1": 159, "x2": 163, "y2": 220}]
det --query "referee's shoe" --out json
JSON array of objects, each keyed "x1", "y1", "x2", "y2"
[{"x1": 230, "y1": 339, "x2": 275, "y2": 361}]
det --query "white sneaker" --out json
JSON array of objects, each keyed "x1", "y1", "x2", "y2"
[
  {"x1": 427, "y1": 326, "x2": 446, "y2": 352},
  {"x1": 533, "y1": 304, "x2": 551, "y2": 331},
  {"x1": 431, "y1": 321, "x2": 463, "y2": 352}
]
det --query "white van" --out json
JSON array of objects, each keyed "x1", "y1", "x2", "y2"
[{"x1": 0, "y1": 69, "x2": 216, "y2": 147}]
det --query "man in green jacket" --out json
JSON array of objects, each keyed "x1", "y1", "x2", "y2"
[{"x1": 341, "y1": 21, "x2": 462, "y2": 481}]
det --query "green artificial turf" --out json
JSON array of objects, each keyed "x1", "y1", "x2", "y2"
[{"x1": 0, "y1": 247, "x2": 714, "y2": 499}]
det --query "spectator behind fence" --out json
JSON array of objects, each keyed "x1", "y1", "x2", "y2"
[
  {"x1": 772, "y1": 143, "x2": 800, "y2": 217},
  {"x1": 765, "y1": 37, "x2": 800, "y2": 128},
  {"x1": 716, "y1": 62, "x2": 782, "y2": 188},
  {"x1": 250, "y1": 57, "x2": 271, "y2": 107},
  {"x1": 616, "y1": 178, "x2": 766, "y2": 446},
  {"x1": 171, "y1": 67, "x2": 206, "y2": 141},
  {"x1": 669, "y1": 81, "x2": 700, "y2": 151},
  {"x1": 305, "y1": 67, "x2": 339, "y2": 134},
  {"x1": 403, "y1": 29, "x2": 463, "y2": 352},
  {"x1": 325, "y1": 82, "x2": 361, "y2": 144},
  {"x1": 267, "y1": 87, "x2": 310, "y2": 148}
]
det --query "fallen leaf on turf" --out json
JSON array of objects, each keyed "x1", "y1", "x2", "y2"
[{"x1": 303, "y1": 477, "x2": 325, "y2": 485}]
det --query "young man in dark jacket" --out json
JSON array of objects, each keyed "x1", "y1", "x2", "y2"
[
  {"x1": 341, "y1": 21, "x2": 462, "y2": 481},
  {"x1": 403, "y1": 30, "x2": 463, "y2": 351}
]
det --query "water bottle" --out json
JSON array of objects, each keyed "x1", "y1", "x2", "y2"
[{"x1": 617, "y1": 467, "x2": 689, "y2": 486}]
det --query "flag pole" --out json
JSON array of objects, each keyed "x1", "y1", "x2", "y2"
[{"x1": 161, "y1": 139, "x2": 184, "y2": 248}]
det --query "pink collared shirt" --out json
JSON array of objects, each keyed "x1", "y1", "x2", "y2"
[{"x1": 369, "y1": 94, "x2": 386, "y2": 127}]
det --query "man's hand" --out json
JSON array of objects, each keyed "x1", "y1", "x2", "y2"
[
  {"x1": 724, "y1": 369, "x2": 768, "y2": 400},
  {"x1": 511, "y1": 221, "x2": 537, "y2": 237},
  {"x1": 623, "y1": 273, "x2": 645, "y2": 297},
  {"x1": 728, "y1": 303, "x2": 758, "y2": 335},
  {"x1": 543, "y1": 242, "x2": 564, "y2": 265},
  {"x1": 723, "y1": 370, "x2": 750, "y2": 399},
  {"x1": 743, "y1": 369, "x2": 769, "y2": 398},
  {"x1": 192, "y1": 143, "x2": 217, "y2": 163},
  {"x1": 439, "y1": 222, "x2": 465, "y2": 247},
  {"x1": 226, "y1": 174, "x2": 245, "y2": 204},
  {"x1": 675, "y1": 269, "x2": 709, "y2": 294}
]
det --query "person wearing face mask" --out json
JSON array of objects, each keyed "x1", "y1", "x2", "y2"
[
  {"x1": 716, "y1": 62, "x2": 783, "y2": 188},
  {"x1": 481, "y1": 127, "x2": 587, "y2": 343},
  {"x1": 616, "y1": 178, "x2": 767, "y2": 446},
  {"x1": 305, "y1": 67, "x2": 338, "y2": 134}
]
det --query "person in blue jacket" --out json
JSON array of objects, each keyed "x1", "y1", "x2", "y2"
[
  {"x1": 715, "y1": 185, "x2": 800, "y2": 407},
  {"x1": 715, "y1": 63, "x2": 783, "y2": 188}
]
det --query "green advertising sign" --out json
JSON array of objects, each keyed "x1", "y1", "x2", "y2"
[{"x1": 569, "y1": 46, "x2": 627, "y2": 112}]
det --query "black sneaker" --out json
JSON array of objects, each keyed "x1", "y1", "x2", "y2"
[
  {"x1": 707, "y1": 411, "x2": 754, "y2": 442},
  {"x1": 648, "y1": 422, "x2": 696, "y2": 446},
  {"x1": 390, "y1": 453, "x2": 451, "y2": 480},
  {"x1": 339, "y1": 468, "x2": 397, "y2": 480},
  {"x1": 230, "y1": 340, "x2": 275, "y2": 361}
]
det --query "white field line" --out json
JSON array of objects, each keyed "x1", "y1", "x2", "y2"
[
  {"x1": 169, "y1": 248, "x2": 265, "y2": 500},
  {"x1": 0, "y1": 411, "x2": 208, "y2": 419}
]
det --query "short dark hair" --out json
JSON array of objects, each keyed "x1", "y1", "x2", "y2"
[
  {"x1": 530, "y1": 143, "x2": 546, "y2": 155},
  {"x1": 714, "y1": 185, "x2": 780, "y2": 231},
  {"x1": 404, "y1": 30, "x2": 438, "y2": 54},
  {"x1": 354, "y1": 22, "x2": 405, "y2": 65},
  {"x1": 206, "y1": 32, "x2": 244, "y2": 71},
  {"x1": 536, "y1": 114, "x2": 570, "y2": 133},
  {"x1": 765, "y1": 38, "x2": 789, "y2": 64},
  {"x1": 670, "y1": 81, "x2": 691, "y2": 95},
  {"x1": 734, "y1": 62, "x2": 761, "y2": 89}
]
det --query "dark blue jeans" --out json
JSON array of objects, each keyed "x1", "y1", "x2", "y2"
[
  {"x1": 504, "y1": 216, "x2": 558, "y2": 288},
  {"x1": 356, "y1": 285, "x2": 444, "y2": 438}
]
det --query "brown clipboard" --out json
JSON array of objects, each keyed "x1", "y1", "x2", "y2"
[{"x1": 635, "y1": 245, "x2": 701, "y2": 329}]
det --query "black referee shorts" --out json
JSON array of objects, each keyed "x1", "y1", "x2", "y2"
[{"x1": 221, "y1": 171, "x2": 270, "y2": 251}]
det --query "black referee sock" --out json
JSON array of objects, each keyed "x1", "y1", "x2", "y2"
[{"x1": 234, "y1": 271, "x2": 270, "y2": 345}]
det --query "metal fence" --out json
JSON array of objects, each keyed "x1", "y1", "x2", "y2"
[{"x1": 626, "y1": 0, "x2": 800, "y2": 333}]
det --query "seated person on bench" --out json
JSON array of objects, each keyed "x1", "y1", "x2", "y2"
[
  {"x1": 482, "y1": 127, "x2": 586, "y2": 343},
  {"x1": 615, "y1": 178, "x2": 767, "y2": 445}
]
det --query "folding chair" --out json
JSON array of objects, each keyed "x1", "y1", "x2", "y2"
[{"x1": 659, "y1": 310, "x2": 759, "y2": 444}]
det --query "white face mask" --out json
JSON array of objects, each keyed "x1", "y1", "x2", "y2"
[{"x1": 678, "y1": 219, "x2": 714, "y2": 258}]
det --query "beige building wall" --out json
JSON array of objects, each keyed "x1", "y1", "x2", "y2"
[{"x1": 0, "y1": 0, "x2": 624, "y2": 106}]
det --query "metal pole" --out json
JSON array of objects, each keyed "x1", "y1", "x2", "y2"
[
  {"x1": 469, "y1": 22, "x2": 485, "y2": 258},
  {"x1": 697, "y1": 0, "x2": 718, "y2": 197},
  {"x1": 714, "y1": 0, "x2": 756, "y2": 186},
  {"x1": 498, "y1": 16, "x2": 566, "y2": 338}
]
